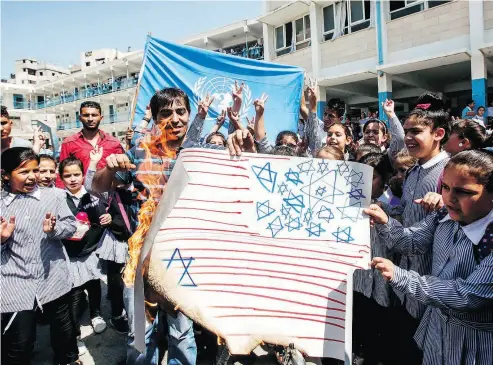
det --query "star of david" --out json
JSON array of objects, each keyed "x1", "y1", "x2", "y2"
[
  {"x1": 297, "y1": 160, "x2": 316, "y2": 176},
  {"x1": 336, "y1": 161, "x2": 351, "y2": 177},
  {"x1": 345, "y1": 169, "x2": 364, "y2": 188},
  {"x1": 300, "y1": 170, "x2": 345, "y2": 211},
  {"x1": 317, "y1": 160, "x2": 330, "y2": 174},
  {"x1": 303, "y1": 208, "x2": 313, "y2": 223},
  {"x1": 332, "y1": 226, "x2": 355, "y2": 243},
  {"x1": 280, "y1": 205, "x2": 291, "y2": 220},
  {"x1": 256, "y1": 200, "x2": 275, "y2": 220},
  {"x1": 252, "y1": 162, "x2": 277, "y2": 193},
  {"x1": 317, "y1": 206, "x2": 335, "y2": 223},
  {"x1": 283, "y1": 191, "x2": 305, "y2": 214},
  {"x1": 285, "y1": 168, "x2": 303, "y2": 186},
  {"x1": 337, "y1": 201, "x2": 363, "y2": 223},
  {"x1": 348, "y1": 189, "x2": 366, "y2": 200},
  {"x1": 161, "y1": 248, "x2": 197, "y2": 286},
  {"x1": 316, "y1": 186, "x2": 327, "y2": 197},
  {"x1": 277, "y1": 182, "x2": 289, "y2": 195},
  {"x1": 267, "y1": 216, "x2": 284, "y2": 238},
  {"x1": 305, "y1": 222, "x2": 326, "y2": 238},
  {"x1": 287, "y1": 216, "x2": 302, "y2": 232}
]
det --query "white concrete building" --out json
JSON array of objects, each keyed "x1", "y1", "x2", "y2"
[{"x1": 3, "y1": 1, "x2": 491, "y2": 146}]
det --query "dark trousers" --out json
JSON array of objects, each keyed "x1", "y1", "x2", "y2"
[
  {"x1": 69, "y1": 279, "x2": 102, "y2": 337},
  {"x1": 1, "y1": 293, "x2": 78, "y2": 365},
  {"x1": 106, "y1": 260, "x2": 125, "y2": 318},
  {"x1": 387, "y1": 305, "x2": 423, "y2": 365}
]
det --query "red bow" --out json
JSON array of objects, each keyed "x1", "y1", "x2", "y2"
[{"x1": 416, "y1": 103, "x2": 431, "y2": 110}]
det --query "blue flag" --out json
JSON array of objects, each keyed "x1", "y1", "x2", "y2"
[{"x1": 133, "y1": 36, "x2": 305, "y2": 141}]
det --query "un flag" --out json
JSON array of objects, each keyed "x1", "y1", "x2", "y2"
[{"x1": 133, "y1": 36, "x2": 305, "y2": 141}]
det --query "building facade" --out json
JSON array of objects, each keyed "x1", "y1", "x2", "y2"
[{"x1": 2, "y1": 1, "x2": 491, "y2": 146}]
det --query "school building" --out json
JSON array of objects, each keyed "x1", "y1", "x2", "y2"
[{"x1": 1, "y1": 0, "x2": 492, "y2": 144}]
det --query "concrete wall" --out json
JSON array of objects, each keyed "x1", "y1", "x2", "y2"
[
  {"x1": 266, "y1": 1, "x2": 291, "y2": 13},
  {"x1": 320, "y1": 28, "x2": 376, "y2": 68},
  {"x1": 387, "y1": 1, "x2": 469, "y2": 53},
  {"x1": 485, "y1": 0, "x2": 493, "y2": 31},
  {"x1": 273, "y1": 47, "x2": 312, "y2": 73}
]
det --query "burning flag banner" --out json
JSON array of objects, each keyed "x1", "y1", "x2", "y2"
[
  {"x1": 132, "y1": 36, "x2": 305, "y2": 141},
  {"x1": 138, "y1": 148, "x2": 372, "y2": 361}
]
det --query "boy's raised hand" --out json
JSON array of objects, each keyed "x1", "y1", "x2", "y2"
[
  {"x1": 198, "y1": 94, "x2": 215, "y2": 119},
  {"x1": 232, "y1": 81, "x2": 245, "y2": 113},
  {"x1": 414, "y1": 192, "x2": 444, "y2": 213},
  {"x1": 90, "y1": 146, "x2": 104, "y2": 163},
  {"x1": 371, "y1": 257, "x2": 395, "y2": 281},
  {"x1": 1, "y1": 216, "x2": 16, "y2": 243},
  {"x1": 43, "y1": 213, "x2": 56, "y2": 233},
  {"x1": 382, "y1": 99, "x2": 396, "y2": 118}
]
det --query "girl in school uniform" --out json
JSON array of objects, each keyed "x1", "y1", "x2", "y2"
[
  {"x1": 1, "y1": 147, "x2": 80, "y2": 365},
  {"x1": 365, "y1": 149, "x2": 493, "y2": 365},
  {"x1": 59, "y1": 155, "x2": 111, "y2": 354}
]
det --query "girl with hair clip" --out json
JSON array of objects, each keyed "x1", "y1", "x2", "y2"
[
  {"x1": 365, "y1": 149, "x2": 493, "y2": 365},
  {"x1": 1, "y1": 147, "x2": 80, "y2": 365}
]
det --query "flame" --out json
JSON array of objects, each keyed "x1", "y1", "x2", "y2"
[{"x1": 123, "y1": 121, "x2": 176, "y2": 286}]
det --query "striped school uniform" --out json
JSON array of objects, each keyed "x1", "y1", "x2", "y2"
[
  {"x1": 1, "y1": 187, "x2": 76, "y2": 313},
  {"x1": 376, "y1": 208, "x2": 493, "y2": 365},
  {"x1": 383, "y1": 150, "x2": 450, "y2": 319}
]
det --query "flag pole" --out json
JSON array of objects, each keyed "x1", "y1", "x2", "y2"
[{"x1": 128, "y1": 32, "x2": 152, "y2": 129}]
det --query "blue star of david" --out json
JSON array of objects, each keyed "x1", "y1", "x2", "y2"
[
  {"x1": 345, "y1": 170, "x2": 364, "y2": 188},
  {"x1": 283, "y1": 191, "x2": 305, "y2": 214},
  {"x1": 252, "y1": 162, "x2": 278, "y2": 193},
  {"x1": 317, "y1": 160, "x2": 330, "y2": 174},
  {"x1": 277, "y1": 182, "x2": 289, "y2": 195},
  {"x1": 348, "y1": 189, "x2": 366, "y2": 200},
  {"x1": 280, "y1": 205, "x2": 291, "y2": 220},
  {"x1": 316, "y1": 186, "x2": 327, "y2": 197},
  {"x1": 267, "y1": 216, "x2": 284, "y2": 238},
  {"x1": 305, "y1": 222, "x2": 326, "y2": 238},
  {"x1": 332, "y1": 226, "x2": 355, "y2": 243},
  {"x1": 297, "y1": 160, "x2": 316, "y2": 176},
  {"x1": 303, "y1": 208, "x2": 313, "y2": 223},
  {"x1": 256, "y1": 200, "x2": 275, "y2": 220},
  {"x1": 300, "y1": 170, "x2": 345, "y2": 209},
  {"x1": 337, "y1": 201, "x2": 363, "y2": 222},
  {"x1": 336, "y1": 161, "x2": 351, "y2": 177},
  {"x1": 317, "y1": 206, "x2": 335, "y2": 223},
  {"x1": 161, "y1": 248, "x2": 197, "y2": 287},
  {"x1": 287, "y1": 216, "x2": 302, "y2": 232},
  {"x1": 285, "y1": 168, "x2": 303, "y2": 186}
]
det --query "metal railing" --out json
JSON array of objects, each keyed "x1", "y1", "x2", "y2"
[{"x1": 33, "y1": 78, "x2": 139, "y2": 110}]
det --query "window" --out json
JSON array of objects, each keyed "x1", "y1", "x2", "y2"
[
  {"x1": 86, "y1": 62, "x2": 91, "y2": 67},
  {"x1": 23, "y1": 68, "x2": 26, "y2": 72},
  {"x1": 323, "y1": 1, "x2": 371, "y2": 41},
  {"x1": 390, "y1": 0, "x2": 449, "y2": 20},
  {"x1": 27, "y1": 69, "x2": 36, "y2": 76},
  {"x1": 23, "y1": 60, "x2": 26, "y2": 63},
  {"x1": 295, "y1": 15, "x2": 311, "y2": 49},
  {"x1": 275, "y1": 21, "x2": 293, "y2": 56},
  {"x1": 52, "y1": 73, "x2": 55, "y2": 76},
  {"x1": 28, "y1": 80, "x2": 35, "y2": 84},
  {"x1": 40, "y1": 72, "x2": 43, "y2": 76}
]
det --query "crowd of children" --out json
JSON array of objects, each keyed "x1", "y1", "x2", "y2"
[{"x1": 1, "y1": 82, "x2": 493, "y2": 365}]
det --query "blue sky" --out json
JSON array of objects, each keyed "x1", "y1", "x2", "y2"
[{"x1": 1, "y1": 1, "x2": 262, "y2": 78}]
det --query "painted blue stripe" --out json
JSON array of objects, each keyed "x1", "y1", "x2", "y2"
[
  {"x1": 378, "y1": 91, "x2": 392, "y2": 123},
  {"x1": 376, "y1": 0, "x2": 384, "y2": 65},
  {"x1": 472, "y1": 78, "x2": 487, "y2": 117},
  {"x1": 317, "y1": 101, "x2": 326, "y2": 120}
]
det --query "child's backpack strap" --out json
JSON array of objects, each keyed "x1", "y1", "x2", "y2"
[{"x1": 475, "y1": 222, "x2": 493, "y2": 262}]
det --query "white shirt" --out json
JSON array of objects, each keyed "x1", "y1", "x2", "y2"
[
  {"x1": 65, "y1": 186, "x2": 87, "y2": 206},
  {"x1": 421, "y1": 150, "x2": 449, "y2": 169},
  {"x1": 440, "y1": 209, "x2": 493, "y2": 245}
]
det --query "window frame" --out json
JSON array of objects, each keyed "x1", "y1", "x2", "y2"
[
  {"x1": 275, "y1": 13, "x2": 311, "y2": 56},
  {"x1": 389, "y1": 0, "x2": 449, "y2": 20},
  {"x1": 322, "y1": 0, "x2": 371, "y2": 42}
]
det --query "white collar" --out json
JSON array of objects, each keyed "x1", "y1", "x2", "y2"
[
  {"x1": 2, "y1": 186, "x2": 41, "y2": 207},
  {"x1": 439, "y1": 209, "x2": 493, "y2": 245},
  {"x1": 65, "y1": 186, "x2": 87, "y2": 199},
  {"x1": 420, "y1": 150, "x2": 449, "y2": 169}
]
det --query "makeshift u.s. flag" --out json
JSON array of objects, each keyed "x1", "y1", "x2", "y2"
[{"x1": 132, "y1": 36, "x2": 305, "y2": 140}]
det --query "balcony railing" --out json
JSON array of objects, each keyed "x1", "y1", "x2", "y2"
[
  {"x1": 34, "y1": 77, "x2": 139, "y2": 110},
  {"x1": 56, "y1": 112, "x2": 130, "y2": 131},
  {"x1": 219, "y1": 45, "x2": 264, "y2": 60}
]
